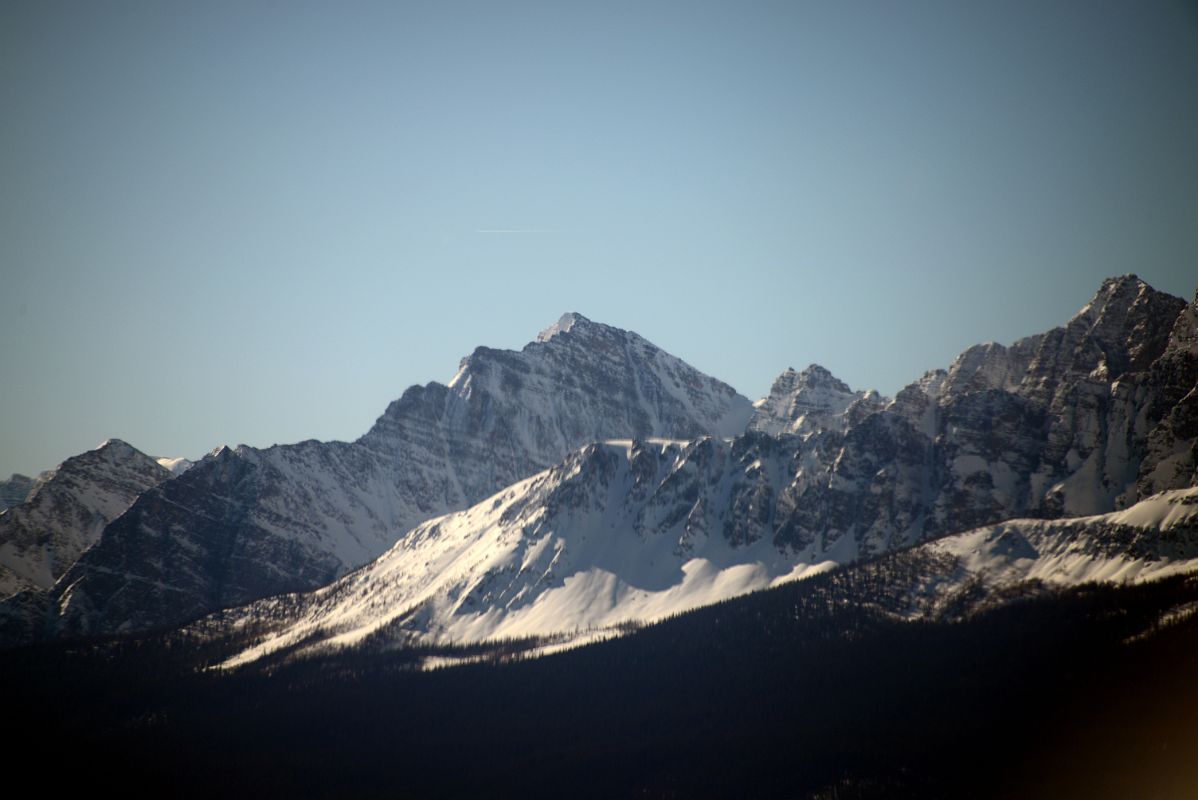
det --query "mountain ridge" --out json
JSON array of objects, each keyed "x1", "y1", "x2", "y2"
[
  {"x1": 195, "y1": 274, "x2": 1198, "y2": 665},
  {"x1": 2, "y1": 313, "x2": 755, "y2": 641},
  {"x1": 2, "y1": 274, "x2": 1195, "y2": 651}
]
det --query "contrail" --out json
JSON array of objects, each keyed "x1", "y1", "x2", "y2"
[{"x1": 475, "y1": 229, "x2": 554, "y2": 234}]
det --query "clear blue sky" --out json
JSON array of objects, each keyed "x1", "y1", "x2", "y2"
[{"x1": 2, "y1": 0, "x2": 1196, "y2": 477}]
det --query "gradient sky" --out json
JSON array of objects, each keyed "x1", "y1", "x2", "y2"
[{"x1": 2, "y1": 0, "x2": 1196, "y2": 477}]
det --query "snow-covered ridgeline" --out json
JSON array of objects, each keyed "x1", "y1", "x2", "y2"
[
  {"x1": 155, "y1": 456, "x2": 194, "y2": 475},
  {"x1": 219, "y1": 466, "x2": 1198, "y2": 670},
  {"x1": 907, "y1": 485, "x2": 1198, "y2": 618},
  {"x1": 218, "y1": 437, "x2": 850, "y2": 668}
]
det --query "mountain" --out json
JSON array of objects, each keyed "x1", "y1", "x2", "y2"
[
  {"x1": 779, "y1": 274, "x2": 1190, "y2": 555},
  {"x1": 732, "y1": 276, "x2": 1193, "y2": 557},
  {"x1": 203, "y1": 275, "x2": 1198, "y2": 665},
  {"x1": 4, "y1": 276, "x2": 1195, "y2": 649},
  {"x1": 5, "y1": 278, "x2": 1198, "y2": 798},
  {"x1": 5, "y1": 314, "x2": 753, "y2": 640},
  {"x1": 215, "y1": 440, "x2": 1198, "y2": 669},
  {"x1": 0, "y1": 474, "x2": 34, "y2": 512},
  {"x1": 0, "y1": 440, "x2": 174, "y2": 597}
]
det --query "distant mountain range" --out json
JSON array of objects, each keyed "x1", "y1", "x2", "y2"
[{"x1": 2, "y1": 275, "x2": 1196, "y2": 656}]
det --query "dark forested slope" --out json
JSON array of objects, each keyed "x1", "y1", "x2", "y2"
[{"x1": 6, "y1": 557, "x2": 1198, "y2": 799}]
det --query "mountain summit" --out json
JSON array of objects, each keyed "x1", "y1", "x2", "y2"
[{"x1": 536, "y1": 311, "x2": 587, "y2": 342}]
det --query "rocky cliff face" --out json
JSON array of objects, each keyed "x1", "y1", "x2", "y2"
[
  {"x1": 358, "y1": 311, "x2": 753, "y2": 514},
  {"x1": 778, "y1": 275, "x2": 1192, "y2": 556},
  {"x1": 0, "y1": 440, "x2": 173, "y2": 597},
  {"x1": 19, "y1": 315, "x2": 753, "y2": 638},
  {"x1": 1135, "y1": 287, "x2": 1198, "y2": 497}
]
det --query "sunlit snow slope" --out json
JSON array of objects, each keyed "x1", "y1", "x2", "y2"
[{"x1": 913, "y1": 485, "x2": 1198, "y2": 616}]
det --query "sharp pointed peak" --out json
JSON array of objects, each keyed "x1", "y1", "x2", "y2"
[
  {"x1": 93, "y1": 438, "x2": 143, "y2": 459},
  {"x1": 536, "y1": 312, "x2": 594, "y2": 342},
  {"x1": 1073, "y1": 274, "x2": 1154, "y2": 320},
  {"x1": 1066, "y1": 276, "x2": 1190, "y2": 351},
  {"x1": 770, "y1": 364, "x2": 850, "y2": 393}
]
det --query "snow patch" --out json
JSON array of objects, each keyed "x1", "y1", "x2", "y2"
[{"x1": 155, "y1": 456, "x2": 194, "y2": 475}]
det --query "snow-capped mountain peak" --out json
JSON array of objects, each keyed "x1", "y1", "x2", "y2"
[
  {"x1": 367, "y1": 311, "x2": 755, "y2": 458},
  {"x1": 536, "y1": 311, "x2": 588, "y2": 342},
  {"x1": 95, "y1": 437, "x2": 135, "y2": 453}
]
